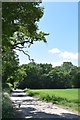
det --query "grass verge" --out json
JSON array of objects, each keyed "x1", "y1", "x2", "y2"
[{"x1": 24, "y1": 88, "x2": 80, "y2": 112}]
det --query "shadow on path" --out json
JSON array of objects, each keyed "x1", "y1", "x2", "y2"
[{"x1": 14, "y1": 106, "x2": 80, "y2": 120}]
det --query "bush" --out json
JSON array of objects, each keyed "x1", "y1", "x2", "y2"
[
  {"x1": 7, "y1": 83, "x2": 13, "y2": 89},
  {"x1": 2, "y1": 83, "x2": 14, "y2": 118}
]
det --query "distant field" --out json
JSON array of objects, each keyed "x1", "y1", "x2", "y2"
[{"x1": 25, "y1": 89, "x2": 80, "y2": 112}]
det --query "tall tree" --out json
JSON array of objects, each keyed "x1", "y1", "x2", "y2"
[
  {"x1": 2, "y1": 2, "x2": 49, "y2": 84},
  {"x1": 70, "y1": 66, "x2": 80, "y2": 88},
  {"x1": 61, "y1": 62, "x2": 74, "y2": 73}
]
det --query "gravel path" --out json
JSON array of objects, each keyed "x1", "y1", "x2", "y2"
[{"x1": 10, "y1": 89, "x2": 80, "y2": 119}]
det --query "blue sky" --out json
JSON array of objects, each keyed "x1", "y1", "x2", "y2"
[{"x1": 17, "y1": 2, "x2": 78, "y2": 67}]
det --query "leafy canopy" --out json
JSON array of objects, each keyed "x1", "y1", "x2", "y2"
[{"x1": 2, "y1": 2, "x2": 49, "y2": 58}]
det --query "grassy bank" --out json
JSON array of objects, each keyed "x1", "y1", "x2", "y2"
[
  {"x1": 25, "y1": 88, "x2": 80, "y2": 112},
  {"x1": 2, "y1": 83, "x2": 14, "y2": 118}
]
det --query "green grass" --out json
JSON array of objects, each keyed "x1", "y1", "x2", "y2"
[
  {"x1": 2, "y1": 83, "x2": 14, "y2": 118},
  {"x1": 24, "y1": 88, "x2": 80, "y2": 112}
]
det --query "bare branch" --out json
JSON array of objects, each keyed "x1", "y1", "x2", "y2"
[
  {"x1": 14, "y1": 39, "x2": 33, "y2": 47},
  {"x1": 15, "y1": 48, "x2": 34, "y2": 62},
  {"x1": 16, "y1": 46, "x2": 24, "y2": 49},
  {"x1": 16, "y1": 46, "x2": 27, "y2": 49}
]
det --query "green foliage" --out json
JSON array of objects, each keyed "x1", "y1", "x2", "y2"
[
  {"x1": 25, "y1": 89, "x2": 79, "y2": 112},
  {"x1": 61, "y1": 62, "x2": 74, "y2": 73},
  {"x1": 2, "y1": 92, "x2": 14, "y2": 118},
  {"x1": 17, "y1": 62, "x2": 53, "y2": 89},
  {"x1": 7, "y1": 83, "x2": 13, "y2": 89},
  {"x1": 17, "y1": 62, "x2": 80, "y2": 89},
  {"x1": 2, "y1": 2, "x2": 49, "y2": 52},
  {"x1": 2, "y1": 84, "x2": 14, "y2": 118},
  {"x1": 2, "y1": 50, "x2": 19, "y2": 84},
  {"x1": 70, "y1": 66, "x2": 80, "y2": 88},
  {"x1": 24, "y1": 88, "x2": 39, "y2": 96}
]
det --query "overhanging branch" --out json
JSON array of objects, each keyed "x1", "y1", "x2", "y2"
[
  {"x1": 15, "y1": 48, "x2": 34, "y2": 62},
  {"x1": 14, "y1": 39, "x2": 33, "y2": 47}
]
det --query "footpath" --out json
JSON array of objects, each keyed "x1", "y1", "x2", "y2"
[{"x1": 10, "y1": 89, "x2": 80, "y2": 119}]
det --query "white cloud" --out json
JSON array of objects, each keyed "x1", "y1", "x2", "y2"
[
  {"x1": 49, "y1": 48, "x2": 78, "y2": 60},
  {"x1": 48, "y1": 48, "x2": 78, "y2": 67},
  {"x1": 48, "y1": 48, "x2": 61, "y2": 54},
  {"x1": 60, "y1": 52, "x2": 78, "y2": 60}
]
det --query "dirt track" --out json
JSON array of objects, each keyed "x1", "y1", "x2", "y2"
[{"x1": 10, "y1": 89, "x2": 80, "y2": 119}]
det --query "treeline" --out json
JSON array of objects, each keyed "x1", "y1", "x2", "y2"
[{"x1": 15, "y1": 62, "x2": 80, "y2": 89}]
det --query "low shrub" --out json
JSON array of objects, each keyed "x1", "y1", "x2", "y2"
[{"x1": 2, "y1": 83, "x2": 14, "y2": 118}]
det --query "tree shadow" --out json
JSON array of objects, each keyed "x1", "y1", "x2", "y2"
[
  {"x1": 14, "y1": 105, "x2": 80, "y2": 120},
  {"x1": 17, "y1": 106, "x2": 62, "y2": 119},
  {"x1": 61, "y1": 113, "x2": 80, "y2": 119}
]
